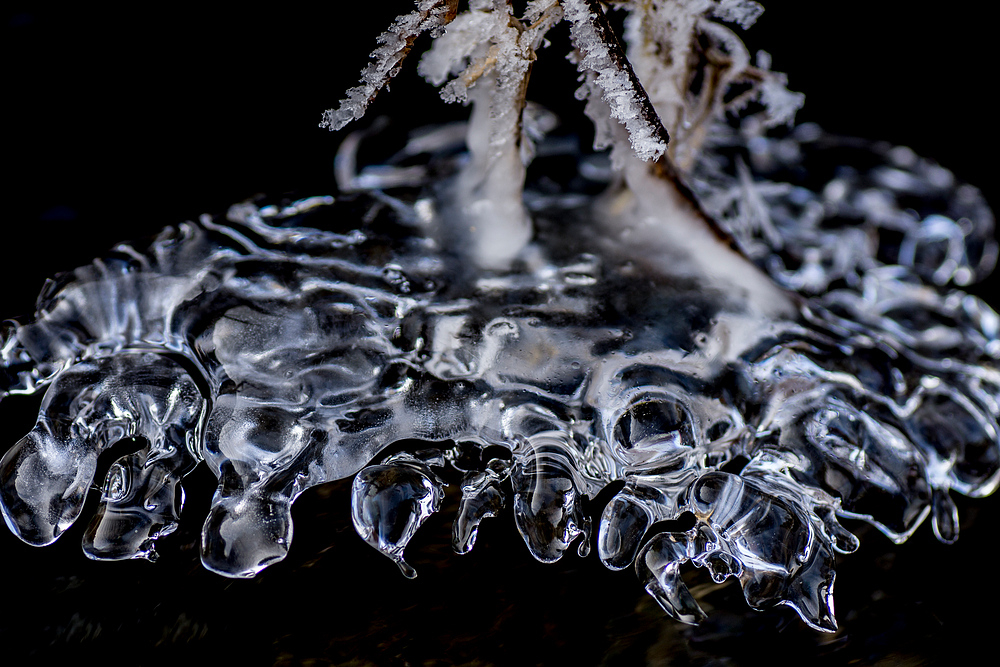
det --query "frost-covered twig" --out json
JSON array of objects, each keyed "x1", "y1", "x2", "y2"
[
  {"x1": 564, "y1": 0, "x2": 670, "y2": 162},
  {"x1": 322, "y1": 1, "x2": 804, "y2": 269},
  {"x1": 620, "y1": 0, "x2": 802, "y2": 169},
  {"x1": 319, "y1": 0, "x2": 459, "y2": 132},
  {"x1": 324, "y1": 1, "x2": 803, "y2": 170}
]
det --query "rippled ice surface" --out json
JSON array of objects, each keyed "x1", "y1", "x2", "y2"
[{"x1": 1, "y1": 118, "x2": 997, "y2": 632}]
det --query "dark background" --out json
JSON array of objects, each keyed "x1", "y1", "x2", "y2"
[{"x1": 1, "y1": 2, "x2": 998, "y2": 664}]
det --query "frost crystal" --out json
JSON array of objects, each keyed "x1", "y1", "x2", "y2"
[
  {"x1": 325, "y1": 0, "x2": 801, "y2": 172},
  {"x1": 319, "y1": 1, "x2": 458, "y2": 132},
  {"x1": 564, "y1": 0, "x2": 669, "y2": 161},
  {"x1": 713, "y1": 0, "x2": 764, "y2": 29},
  {"x1": 753, "y1": 50, "x2": 805, "y2": 127}
]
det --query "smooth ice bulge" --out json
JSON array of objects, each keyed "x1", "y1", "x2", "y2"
[{"x1": 2, "y1": 0, "x2": 998, "y2": 632}]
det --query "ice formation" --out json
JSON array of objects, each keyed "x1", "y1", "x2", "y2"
[{"x1": 2, "y1": 0, "x2": 998, "y2": 633}]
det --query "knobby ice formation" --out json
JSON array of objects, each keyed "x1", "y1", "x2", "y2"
[{"x1": 2, "y1": 0, "x2": 998, "y2": 632}]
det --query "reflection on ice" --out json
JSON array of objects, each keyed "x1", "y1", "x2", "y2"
[{"x1": 2, "y1": 0, "x2": 998, "y2": 632}]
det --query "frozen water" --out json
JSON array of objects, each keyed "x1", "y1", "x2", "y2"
[
  {"x1": 2, "y1": 0, "x2": 998, "y2": 635},
  {"x1": 2, "y1": 115, "x2": 996, "y2": 630}
]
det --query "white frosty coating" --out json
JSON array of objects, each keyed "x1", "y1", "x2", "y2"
[
  {"x1": 323, "y1": 0, "x2": 800, "y2": 176},
  {"x1": 713, "y1": 0, "x2": 764, "y2": 29},
  {"x1": 564, "y1": 0, "x2": 667, "y2": 162},
  {"x1": 319, "y1": 1, "x2": 455, "y2": 132},
  {"x1": 417, "y1": 0, "x2": 561, "y2": 127},
  {"x1": 417, "y1": 2, "x2": 504, "y2": 99},
  {"x1": 622, "y1": 0, "x2": 802, "y2": 169},
  {"x1": 754, "y1": 50, "x2": 806, "y2": 127},
  {"x1": 621, "y1": 0, "x2": 712, "y2": 141},
  {"x1": 325, "y1": 0, "x2": 798, "y2": 175}
]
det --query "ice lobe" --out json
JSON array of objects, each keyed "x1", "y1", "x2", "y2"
[
  {"x1": 351, "y1": 451, "x2": 447, "y2": 578},
  {"x1": 1, "y1": 352, "x2": 204, "y2": 559}
]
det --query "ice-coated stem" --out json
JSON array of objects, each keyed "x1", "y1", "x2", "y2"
[
  {"x1": 615, "y1": 149, "x2": 797, "y2": 319},
  {"x1": 450, "y1": 69, "x2": 535, "y2": 269},
  {"x1": 426, "y1": 0, "x2": 561, "y2": 269},
  {"x1": 563, "y1": 1, "x2": 795, "y2": 319}
]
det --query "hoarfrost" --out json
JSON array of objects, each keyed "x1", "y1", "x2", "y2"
[
  {"x1": 622, "y1": 0, "x2": 802, "y2": 168},
  {"x1": 319, "y1": 0, "x2": 458, "y2": 132},
  {"x1": 323, "y1": 0, "x2": 802, "y2": 173},
  {"x1": 713, "y1": 0, "x2": 765, "y2": 30},
  {"x1": 417, "y1": 1, "x2": 511, "y2": 102},
  {"x1": 564, "y1": 0, "x2": 669, "y2": 162},
  {"x1": 754, "y1": 51, "x2": 806, "y2": 127}
]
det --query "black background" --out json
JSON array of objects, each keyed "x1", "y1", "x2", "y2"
[{"x1": 1, "y1": 2, "x2": 998, "y2": 664}]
